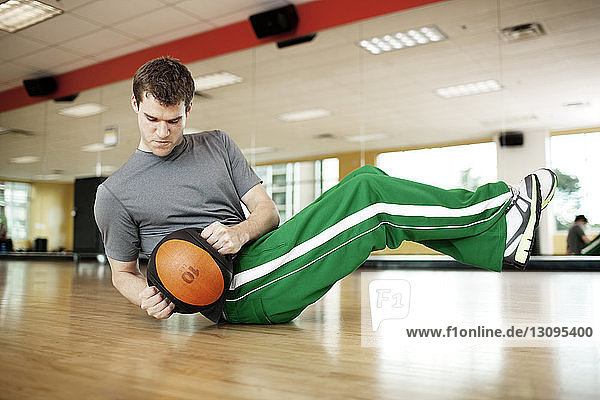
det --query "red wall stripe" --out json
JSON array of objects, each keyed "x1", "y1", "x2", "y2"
[{"x1": 0, "y1": 0, "x2": 446, "y2": 113}]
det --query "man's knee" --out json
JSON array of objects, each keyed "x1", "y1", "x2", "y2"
[
  {"x1": 356, "y1": 164, "x2": 386, "y2": 175},
  {"x1": 344, "y1": 165, "x2": 387, "y2": 181}
]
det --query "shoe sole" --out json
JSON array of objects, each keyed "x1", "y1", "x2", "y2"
[
  {"x1": 514, "y1": 175, "x2": 541, "y2": 266},
  {"x1": 540, "y1": 168, "x2": 557, "y2": 210}
]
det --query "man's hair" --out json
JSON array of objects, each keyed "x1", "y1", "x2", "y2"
[
  {"x1": 575, "y1": 215, "x2": 588, "y2": 223},
  {"x1": 133, "y1": 57, "x2": 195, "y2": 108}
]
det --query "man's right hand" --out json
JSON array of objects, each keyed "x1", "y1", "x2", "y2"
[{"x1": 139, "y1": 286, "x2": 175, "y2": 319}]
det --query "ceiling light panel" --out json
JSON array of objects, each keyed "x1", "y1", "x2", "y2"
[
  {"x1": 10, "y1": 155, "x2": 40, "y2": 164},
  {"x1": 435, "y1": 80, "x2": 502, "y2": 99},
  {"x1": 501, "y1": 23, "x2": 545, "y2": 42},
  {"x1": 344, "y1": 133, "x2": 389, "y2": 142},
  {"x1": 58, "y1": 103, "x2": 107, "y2": 118},
  {"x1": 81, "y1": 143, "x2": 110, "y2": 152},
  {"x1": 0, "y1": 0, "x2": 62, "y2": 33},
  {"x1": 34, "y1": 173, "x2": 61, "y2": 181},
  {"x1": 277, "y1": 108, "x2": 331, "y2": 122},
  {"x1": 194, "y1": 72, "x2": 243, "y2": 91},
  {"x1": 358, "y1": 25, "x2": 446, "y2": 55}
]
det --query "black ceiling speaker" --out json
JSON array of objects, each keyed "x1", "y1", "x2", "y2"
[
  {"x1": 249, "y1": 4, "x2": 298, "y2": 38},
  {"x1": 499, "y1": 131, "x2": 524, "y2": 147},
  {"x1": 23, "y1": 76, "x2": 57, "y2": 97}
]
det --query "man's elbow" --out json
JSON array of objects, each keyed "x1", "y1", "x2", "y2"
[
  {"x1": 111, "y1": 269, "x2": 133, "y2": 291},
  {"x1": 111, "y1": 271, "x2": 122, "y2": 289},
  {"x1": 269, "y1": 200, "x2": 280, "y2": 229}
]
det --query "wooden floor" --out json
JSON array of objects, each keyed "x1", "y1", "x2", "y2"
[{"x1": 1, "y1": 259, "x2": 599, "y2": 400}]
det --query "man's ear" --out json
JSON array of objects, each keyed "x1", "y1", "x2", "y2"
[
  {"x1": 131, "y1": 95, "x2": 139, "y2": 113},
  {"x1": 185, "y1": 102, "x2": 192, "y2": 117}
]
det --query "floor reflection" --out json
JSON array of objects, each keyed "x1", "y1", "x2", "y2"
[{"x1": 0, "y1": 260, "x2": 599, "y2": 399}]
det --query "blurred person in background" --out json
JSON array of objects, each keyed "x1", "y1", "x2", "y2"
[{"x1": 567, "y1": 214, "x2": 591, "y2": 255}]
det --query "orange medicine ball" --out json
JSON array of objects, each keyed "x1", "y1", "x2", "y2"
[{"x1": 155, "y1": 239, "x2": 224, "y2": 306}]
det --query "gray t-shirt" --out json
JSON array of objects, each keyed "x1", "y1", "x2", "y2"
[
  {"x1": 567, "y1": 224, "x2": 586, "y2": 255},
  {"x1": 94, "y1": 130, "x2": 261, "y2": 261}
]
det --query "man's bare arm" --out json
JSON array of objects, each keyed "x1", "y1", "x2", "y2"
[
  {"x1": 235, "y1": 183, "x2": 280, "y2": 242},
  {"x1": 582, "y1": 234, "x2": 591, "y2": 245},
  {"x1": 202, "y1": 184, "x2": 279, "y2": 254},
  {"x1": 108, "y1": 256, "x2": 174, "y2": 319}
]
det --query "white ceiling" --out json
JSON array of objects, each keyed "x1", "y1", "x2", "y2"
[
  {"x1": 1, "y1": 0, "x2": 599, "y2": 182},
  {"x1": 0, "y1": 0, "x2": 313, "y2": 91}
]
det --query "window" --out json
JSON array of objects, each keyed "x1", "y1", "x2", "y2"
[
  {"x1": 0, "y1": 182, "x2": 31, "y2": 240},
  {"x1": 255, "y1": 158, "x2": 339, "y2": 222},
  {"x1": 550, "y1": 132, "x2": 600, "y2": 232},
  {"x1": 376, "y1": 142, "x2": 497, "y2": 190}
]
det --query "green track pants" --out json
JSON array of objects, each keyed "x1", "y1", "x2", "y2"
[{"x1": 223, "y1": 165, "x2": 512, "y2": 324}]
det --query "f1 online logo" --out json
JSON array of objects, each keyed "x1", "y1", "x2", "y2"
[{"x1": 369, "y1": 279, "x2": 411, "y2": 331}]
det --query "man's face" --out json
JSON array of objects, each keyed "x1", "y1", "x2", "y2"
[{"x1": 133, "y1": 92, "x2": 191, "y2": 157}]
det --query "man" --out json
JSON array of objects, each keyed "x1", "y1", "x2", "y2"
[
  {"x1": 94, "y1": 57, "x2": 279, "y2": 319},
  {"x1": 95, "y1": 57, "x2": 557, "y2": 323},
  {"x1": 567, "y1": 215, "x2": 591, "y2": 255}
]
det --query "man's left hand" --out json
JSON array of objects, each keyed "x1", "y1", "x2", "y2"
[{"x1": 201, "y1": 221, "x2": 249, "y2": 254}]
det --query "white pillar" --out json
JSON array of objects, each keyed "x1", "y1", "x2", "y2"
[{"x1": 293, "y1": 161, "x2": 316, "y2": 215}]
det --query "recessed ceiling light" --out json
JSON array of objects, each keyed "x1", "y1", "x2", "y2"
[
  {"x1": 344, "y1": 133, "x2": 389, "y2": 142},
  {"x1": 0, "y1": 0, "x2": 62, "y2": 33},
  {"x1": 194, "y1": 72, "x2": 243, "y2": 91},
  {"x1": 241, "y1": 146, "x2": 276, "y2": 155},
  {"x1": 277, "y1": 108, "x2": 331, "y2": 122},
  {"x1": 357, "y1": 25, "x2": 446, "y2": 55},
  {"x1": 10, "y1": 155, "x2": 40, "y2": 164},
  {"x1": 34, "y1": 173, "x2": 62, "y2": 181},
  {"x1": 58, "y1": 103, "x2": 107, "y2": 118},
  {"x1": 435, "y1": 80, "x2": 502, "y2": 99},
  {"x1": 81, "y1": 143, "x2": 110, "y2": 152},
  {"x1": 501, "y1": 23, "x2": 545, "y2": 42}
]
